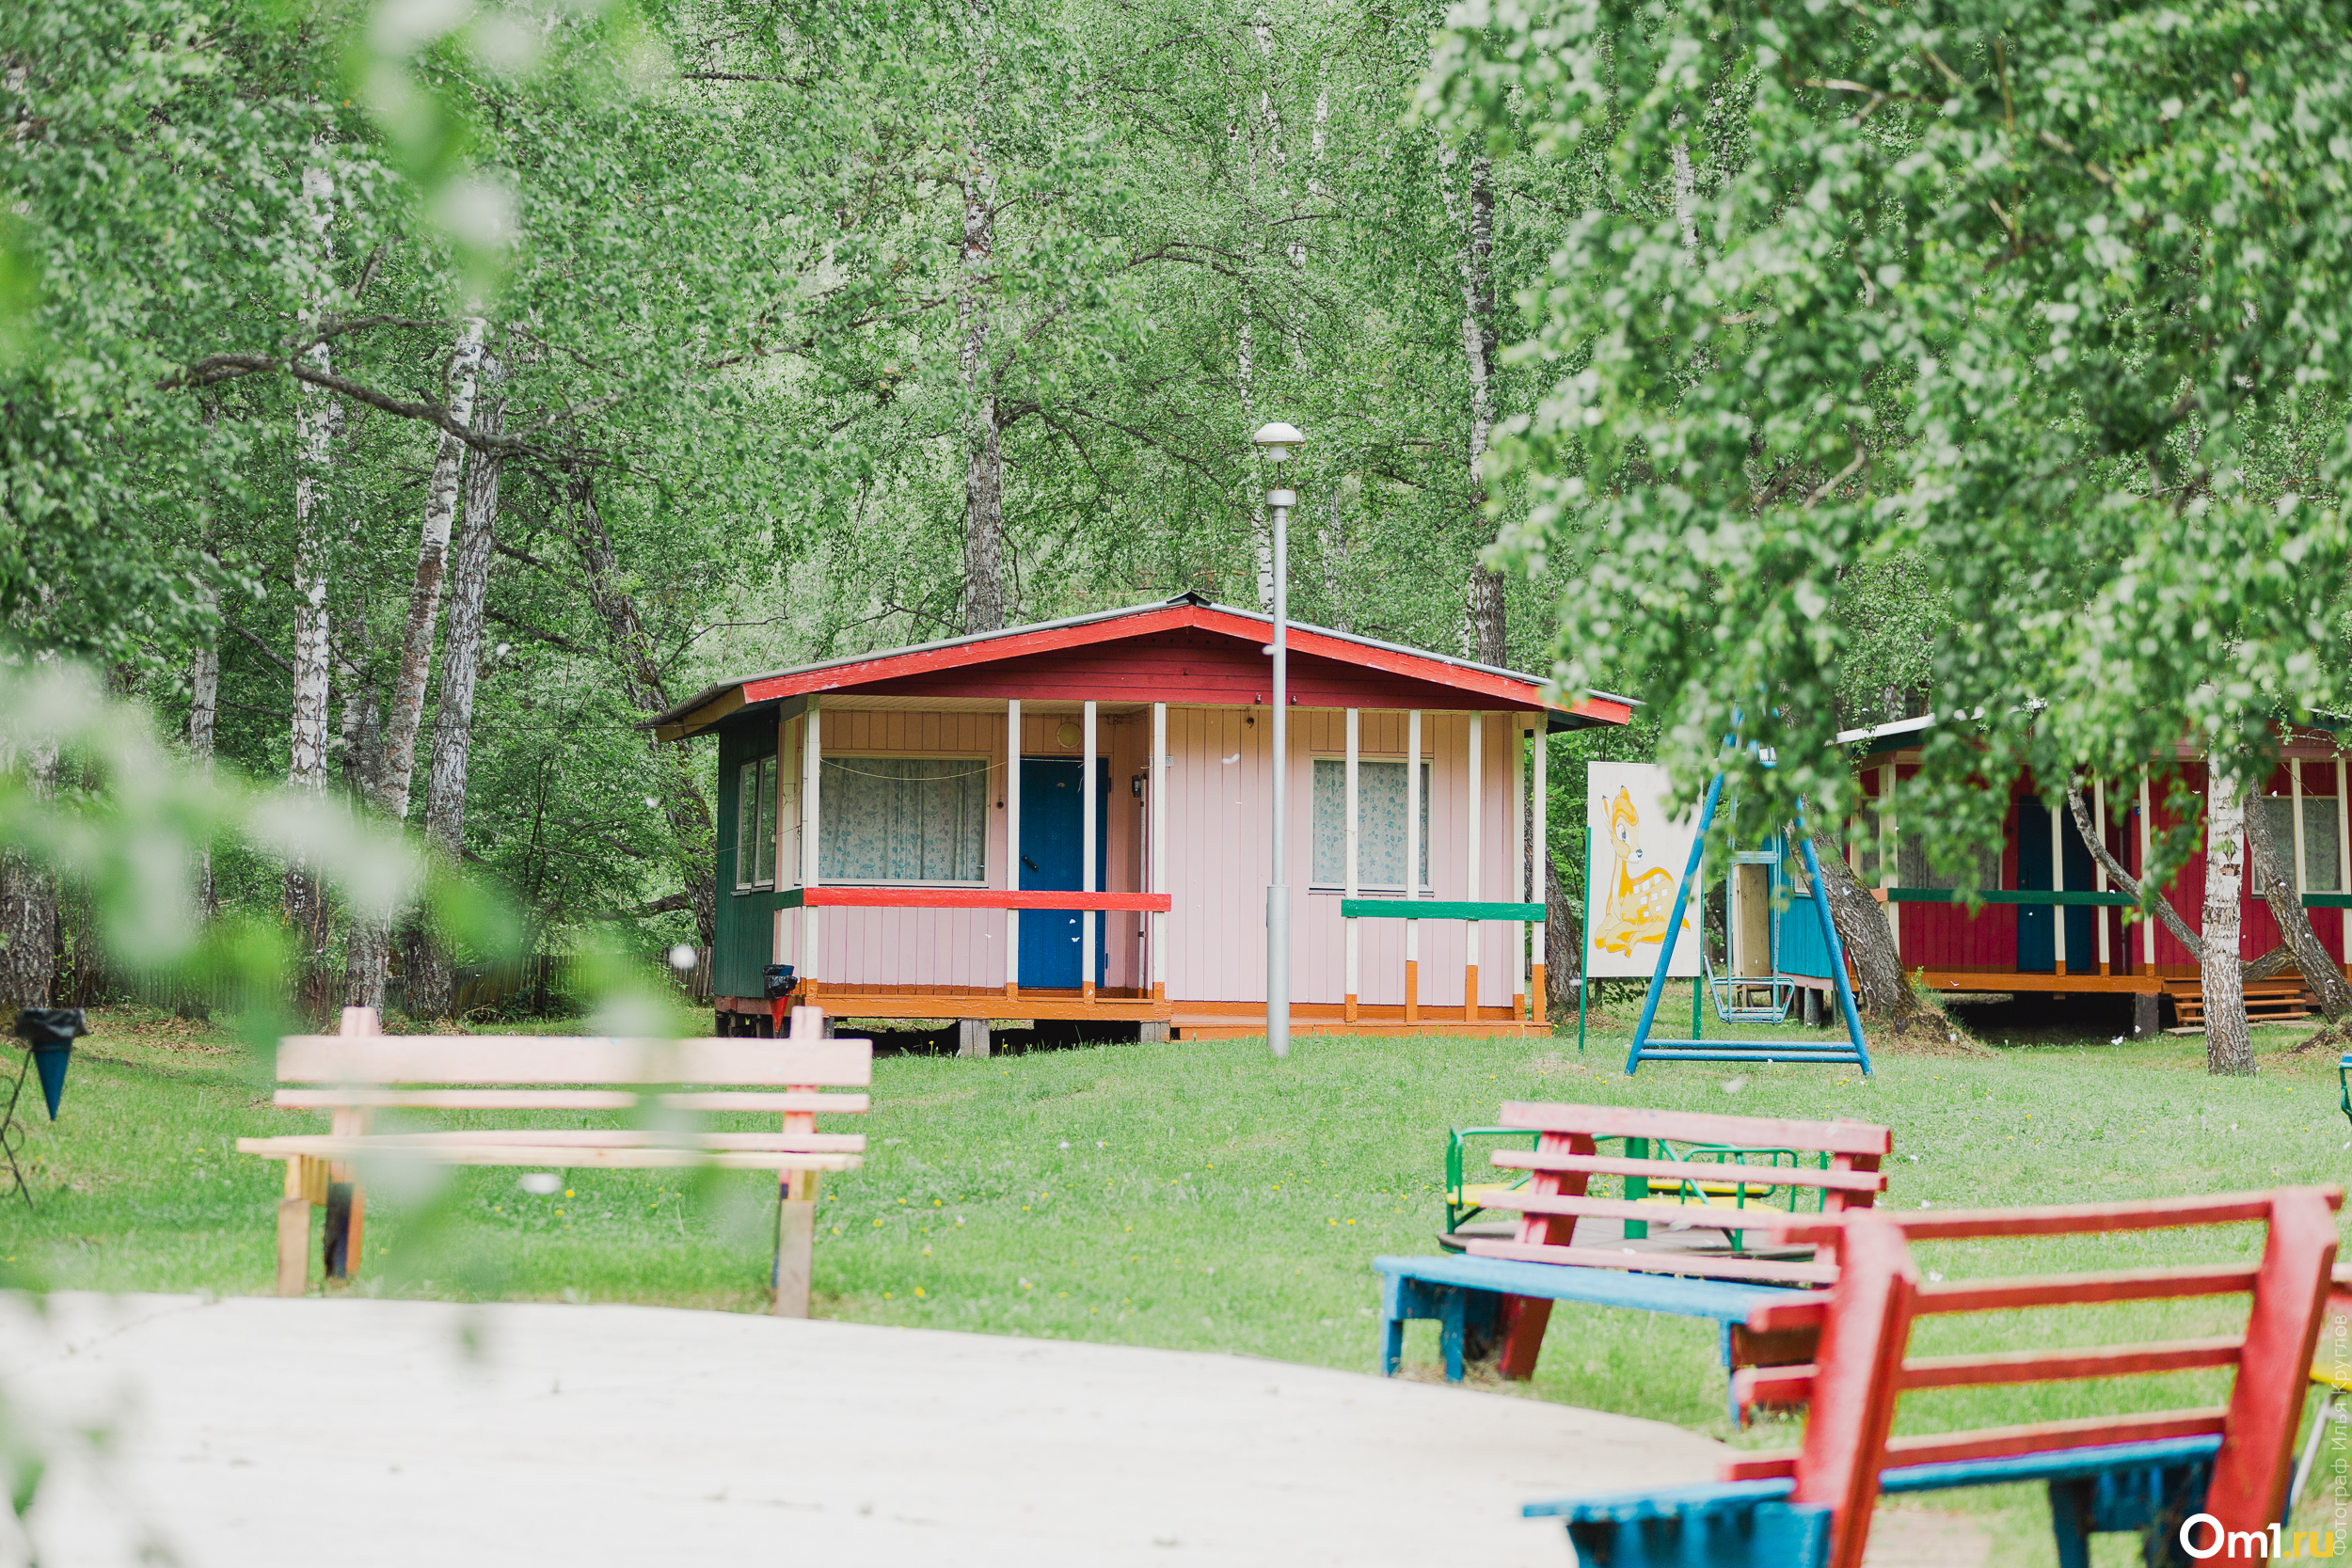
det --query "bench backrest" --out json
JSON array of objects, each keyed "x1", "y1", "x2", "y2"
[
  {"x1": 1727, "y1": 1189, "x2": 2344, "y2": 1568},
  {"x1": 277, "y1": 1006, "x2": 870, "y2": 1118},
  {"x1": 1489, "y1": 1101, "x2": 1892, "y2": 1277}
]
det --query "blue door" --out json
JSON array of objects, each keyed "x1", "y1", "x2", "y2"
[
  {"x1": 1019, "y1": 757, "x2": 1110, "y2": 989},
  {"x1": 2016, "y1": 799, "x2": 2096, "y2": 972}
]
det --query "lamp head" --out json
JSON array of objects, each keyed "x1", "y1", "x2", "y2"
[{"x1": 1251, "y1": 421, "x2": 1305, "y2": 463}]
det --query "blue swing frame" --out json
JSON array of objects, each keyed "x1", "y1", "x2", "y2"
[{"x1": 1623, "y1": 773, "x2": 1872, "y2": 1074}]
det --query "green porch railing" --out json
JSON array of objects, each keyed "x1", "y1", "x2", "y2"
[
  {"x1": 1887, "y1": 887, "x2": 2352, "y2": 911},
  {"x1": 1339, "y1": 898, "x2": 1547, "y2": 922}
]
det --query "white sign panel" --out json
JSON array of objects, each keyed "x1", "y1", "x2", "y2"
[{"x1": 1585, "y1": 762, "x2": 1701, "y2": 979}]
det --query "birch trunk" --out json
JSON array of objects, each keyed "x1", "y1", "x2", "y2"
[
  {"x1": 406, "y1": 374, "x2": 503, "y2": 1019},
  {"x1": 1444, "y1": 149, "x2": 1508, "y2": 666},
  {"x1": 2242, "y1": 797, "x2": 2352, "y2": 1021},
  {"x1": 282, "y1": 158, "x2": 339, "y2": 1022},
  {"x1": 568, "y1": 470, "x2": 718, "y2": 947},
  {"x1": 2201, "y1": 757, "x2": 2253, "y2": 1074},
  {"x1": 187, "y1": 608, "x2": 218, "y2": 923},
  {"x1": 958, "y1": 35, "x2": 1009, "y2": 636},
  {"x1": 1807, "y1": 823, "x2": 1917, "y2": 1024},
  {"x1": 374, "y1": 317, "x2": 485, "y2": 821}
]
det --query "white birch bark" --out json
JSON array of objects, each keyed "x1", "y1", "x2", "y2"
[
  {"x1": 374, "y1": 315, "x2": 485, "y2": 821},
  {"x1": 958, "y1": 10, "x2": 1009, "y2": 635},
  {"x1": 283, "y1": 157, "x2": 339, "y2": 1014},
  {"x1": 1439, "y1": 146, "x2": 1507, "y2": 665},
  {"x1": 2201, "y1": 753, "x2": 2253, "y2": 1073},
  {"x1": 405, "y1": 371, "x2": 503, "y2": 1019}
]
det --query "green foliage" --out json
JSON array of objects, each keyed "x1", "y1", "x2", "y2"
[{"x1": 1424, "y1": 0, "x2": 2352, "y2": 869}]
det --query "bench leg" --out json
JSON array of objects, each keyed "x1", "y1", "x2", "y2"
[
  {"x1": 773, "y1": 1196, "x2": 816, "y2": 1318},
  {"x1": 1496, "y1": 1296, "x2": 1552, "y2": 1381},
  {"x1": 2047, "y1": 1479, "x2": 2094, "y2": 1568},
  {"x1": 275, "y1": 1160, "x2": 311, "y2": 1297},
  {"x1": 1378, "y1": 1274, "x2": 1409, "y2": 1376},
  {"x1": 1438, "y1": 1289, "x2": 1467, "y2": 1383}
]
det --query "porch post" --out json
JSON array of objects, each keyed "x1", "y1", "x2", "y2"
[
  {"x1": 1405, "y1": 709, "x2": 1422, "y2": 1022},
  {"x1": 1532, "y1": 716, "x2": 1548, "y2": 1024},
  {"x1": 2140, "y1": 774, "x2": 2156, "y2": 967},
  {"x1": 2292, "y1": 759, "x2": 2308, "y2": 898},
  {"x1": 2339, "y1": 756, "x2": 2350, "y2": 965},
  {"x1": 1880, "y1": 762, "x2": 1899, "y2": 960},
  {"x1": 1005, "y1": 699, "x2": 1021, "y2": 998},
  {"x1": 2094, "y1": 780, "x2": 2111, "y2": 974},
  {"x1": 2050, "y1": 783, "x2": 2067, "y2": 976},
  {"x1": 1343, "y1": 708, "x2": 1359, "y2": 1023},
  {"x1": 1466, "y1": 711, "x2": 1483, "y2": 1022},
  {"x1": 1512, "y1": 718, "x2": 1526, "y2": 1021},
  {"x1": 800, "y1": 697, "x2": 821, "y2": 995},
  {"x1": 1083, "y1": 699, "x2": 1098, "y2": 1002},
  {"x1": 1151, "y1": 703, "x2": 1168, "y2": 1006}
]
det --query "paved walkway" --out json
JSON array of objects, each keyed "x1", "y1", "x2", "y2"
[{"x1": 6, "y1": 1294, "x2": 1725, "y2": 1567}]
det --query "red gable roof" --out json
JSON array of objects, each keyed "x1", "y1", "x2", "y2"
[{"x1": 653, "y1": 598, "x2": 1634, "y2": 740}]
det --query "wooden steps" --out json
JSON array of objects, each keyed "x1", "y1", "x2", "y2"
[{"x1": 2163, "y1": 976, "x2": 2312, "y2": 1026}]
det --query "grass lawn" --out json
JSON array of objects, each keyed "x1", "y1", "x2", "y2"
[{"x1": 4, "y1": 989, "x2": 2348, "y2": 1563}]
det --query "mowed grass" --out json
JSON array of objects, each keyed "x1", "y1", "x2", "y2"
[{"x1": 4, "y1": 991, "x2": 2349, "y2": 1563}]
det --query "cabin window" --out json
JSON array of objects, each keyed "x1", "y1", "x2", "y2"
[
  {"x1": 1311, "y1": 759, "x2": 1430, "y2": 891},
  {"x1": 818, "y1": 755, "x2": 989, "y2": 884},
  {"x1": 2260, "y1": 797, "x2": 2344, "y2": 893},
  {"x1": 735, "y1": 756, "x2": 778, "y2": 890}
]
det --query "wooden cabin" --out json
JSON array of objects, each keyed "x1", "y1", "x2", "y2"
[
  {"x1": 652, "y1": 594, "x2": 1631, "y2": 1046},
  {"x1": 1790, "y1": 716, "x2": 2352, "y2": 1025}
]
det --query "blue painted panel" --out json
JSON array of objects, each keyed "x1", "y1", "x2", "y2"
[
  {"x1": 1371, "y1": 1253, "x2": 1804, "y2": 1322},
  {"x1": 1018, "y1": 757, "x2": 1110, "y2": 989},
  {"x1": 1775, "y1": 851, "x2": 1834, "y2": 983}
]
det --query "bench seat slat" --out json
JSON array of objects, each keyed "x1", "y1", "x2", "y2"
[
  {"x1": 1467, "y1": 1237, "x2": 1837, "y2": 1286},
  {"x1": 1478, "y1": 1189, "x2": 1837, "y2": 1236},
  {"x1": 1497, "y1": 1101, "x2": 1893, "y2": 1156},
  {"x1": 1492, "y1": 1148, "x2": 1887, "y2": 1195},
  {"x1": 240, "y1": 1131, "x2": 865, "y2": 1153},
  {"x1": 274, "y1": 1036, "x2": 872, "y2": 1088},
  {"x1": 236, "y1": 1136, "x2": 860, "y2": 1172},
  {"x1": 271, "y1": 1089, "x2": 870, "y2": 1113},
  {"x1": 1720, "y1": 1406, "x2": 2231, "y2": 1482}
]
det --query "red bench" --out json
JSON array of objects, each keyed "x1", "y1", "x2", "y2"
[{"x1": 1526, "y1": 1186, "x2": 2344, "y2": 1567}]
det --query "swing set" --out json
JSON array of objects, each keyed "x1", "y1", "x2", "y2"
[{"x1": 1577, "y1": 768, "x2": 1872, "y2": 1075}]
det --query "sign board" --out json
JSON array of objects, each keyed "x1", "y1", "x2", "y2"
[{"x1": 1584, "y1": 762, "x2": 1701, "y2": 979}]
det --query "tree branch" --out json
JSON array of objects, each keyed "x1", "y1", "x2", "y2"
[{"x1": 2065, "y1": 784, "x2": 2204, "y2": 958}]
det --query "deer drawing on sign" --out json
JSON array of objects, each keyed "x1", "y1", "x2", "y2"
[{"x1": 1595, "y1": 786, "x2": 1680, "y2": 957}]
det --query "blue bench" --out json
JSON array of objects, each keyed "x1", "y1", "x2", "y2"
[
  {"x1": 1522, "y1": 1191, "x2": 2343, "y2": 1568},
  {"x1": 1375, "y1": 1254, "x2": 1807, "y2": 1418}
]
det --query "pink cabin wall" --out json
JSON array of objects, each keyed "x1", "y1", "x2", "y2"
[{"x1": 1157, "y1": 706, "x2": 1529, "y2": 1007}]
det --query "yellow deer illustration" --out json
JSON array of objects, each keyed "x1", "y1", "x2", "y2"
[{"x1": 1595, "y1": 786, "x2": 1682, "y2": 957}]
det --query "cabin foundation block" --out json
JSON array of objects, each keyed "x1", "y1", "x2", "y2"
[
  {"x1": 2134, "y1": 991, "x2": 2161, "y2": 1038},
  {"x1": 957, "y1": 1018, "x2": 992, "y2": 1059},
  {"x1": 1137, "y1": 1021, "x2": 1169, "y2": 1043}
]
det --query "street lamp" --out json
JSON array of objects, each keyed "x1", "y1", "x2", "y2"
[{"x1": 1252, "y1": 420, "x2": 1303, "y2": 1057}]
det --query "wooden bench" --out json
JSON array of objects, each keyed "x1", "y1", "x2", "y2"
[
  {"x1": 1377, "y1": 1102, "x2": 1890, "y2": 1413},
  {"x1": 1527, "y1": 1187, "x2": 2344, "y2": 1567},
  {"x1": 236, "y1": 1006, "x2": 869, "y2": 1315}
]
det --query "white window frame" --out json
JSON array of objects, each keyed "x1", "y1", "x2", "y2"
[
  {"x1": 817, "y1": 752, "x2": 993, "y2": 888},
  {"x1": 1310, "y1": 753, "x2": 1430, "y2": 894},
  {"x1": 735, "y1": 754, "x2": 778, "y2": 892}
]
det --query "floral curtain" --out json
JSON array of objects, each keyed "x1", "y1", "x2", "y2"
[
  {"x1": 818, "y1": 756, "x2": 989, "y2": 883},
  {"x1": 1311, "y1": 759, "x2": 1428, "y2": 890}
]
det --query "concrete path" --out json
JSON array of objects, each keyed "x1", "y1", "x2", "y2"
[{"x1": 5, "y1": 1294, "x2": 1725, "y2": 1568}]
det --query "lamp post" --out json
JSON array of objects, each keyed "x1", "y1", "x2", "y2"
[{"x1": 1253, "y1": 420, "x2": 1304, "y2": 1057}]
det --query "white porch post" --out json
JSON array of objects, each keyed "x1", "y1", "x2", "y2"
[
  {"x1": 1532, "y1": 718, "x2": 1549, "y2": 1024},
  {"x1": 1344, "y1": 709, "x2": 1359, "y2": 1023},
  {"x1": 1151, "y1": 703, "x2": 1168, "y2": 1004},
  {"x1": 1005, "y1": 699, "x2": 1021, "y2": 997},
  {"x1": 1512, "y1": 720, "x2": 1526, "y2": 1019},
  {"x1": 2292, "y1": 759, "x2": 2308, "y2": 896},
  {"x1": 800, "y1": 697, "x2": 821, "y2": 994},
  {"x1": 2140, "y1": 775, "x2": 2156, "y2": 966},
  {"x1": 2050, "y1": 785, "x2": 2067, "y2": 976},
  {"x1": 1406, "y1": 709, "x2": 1422, "y2": 1022},
  {"x1": 1082, "y1": 700, "x2": 1098, "y2": 1001},
  {"x1": 2339, "y1": 756, "x2": 2351, "y2": 965},
  {"x1": 1466, "y1": 712, "x2": 1483, "y2": 1022},
  {"x1": 2094, "y1": 780, "x2": 2110, "y2": 974}
]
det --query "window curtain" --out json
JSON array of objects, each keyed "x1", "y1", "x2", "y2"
[
  {"x1": 819, "y1": 757, "x2": 988, "y2": 883},
  {"x1": 2262, "y1": 796, "x2": 2344, "y2": 893},
  {"x1": 1311, "y1": 759, "x2": 1429, "y2": 889}
]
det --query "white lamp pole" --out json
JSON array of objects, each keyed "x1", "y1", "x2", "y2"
[{"x1": 1253, "y1": 421, "x2": 1304, "y2": 1057}]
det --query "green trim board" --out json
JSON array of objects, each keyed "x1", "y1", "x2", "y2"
[
  {"x1": 1339, "y1": 898, "x2": 1546, "y2": 921},
  {"x1": 1888, "y1": 887, "x2": 2352, "y2": 911}
]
